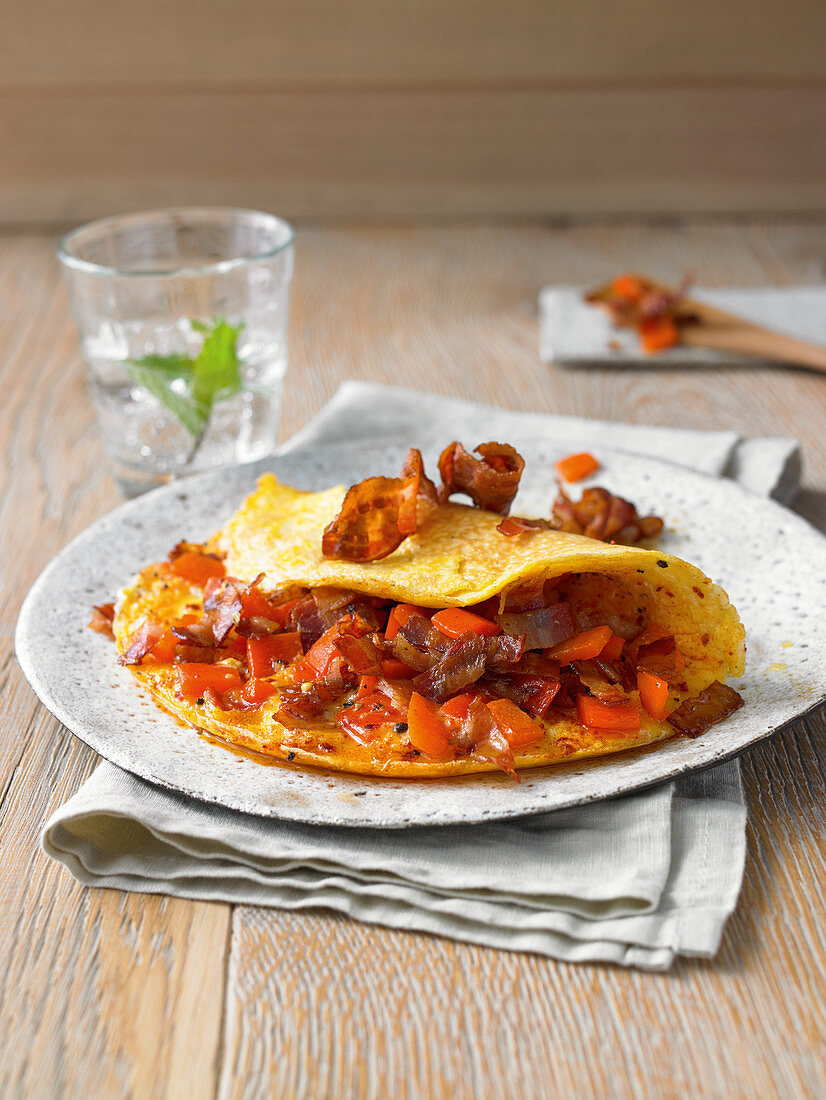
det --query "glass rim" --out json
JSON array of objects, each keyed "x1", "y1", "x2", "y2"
[{"x1": 57, "y1": 206, "x2": 295, "y2": 279}]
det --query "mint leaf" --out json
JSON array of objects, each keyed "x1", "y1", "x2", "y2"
[
  {"x1": 125, "y1": 363, "x2": 208, "y2": 438},
  {"x1": 131, "y1": 352, "x2": 195, "y2": 376},
  {"x1": 191, "y1": 321, "x2": 244, "y2": 409},
  {"x1": 126, "y1": 318, "x2": 245, "y2": 448}
]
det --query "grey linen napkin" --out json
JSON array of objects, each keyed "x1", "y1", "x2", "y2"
[
  {"x1": 42, "y1": 383, "x2": 800, "y2": 971},
  {"x1": 540, "y1": 284, "x2": 826, "y2": 366}
]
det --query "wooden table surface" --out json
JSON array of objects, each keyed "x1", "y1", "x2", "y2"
[{"x1": 2, "y1": 220, "x2": 825, "y2": 1099}]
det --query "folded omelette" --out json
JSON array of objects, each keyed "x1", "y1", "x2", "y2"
[{"x1": 110, "y1": 471, "x2": 746, "y2": 778}]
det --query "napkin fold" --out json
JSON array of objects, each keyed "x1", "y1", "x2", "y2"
[
  {"x1": 42, "y1": 383, "x2": 801, "y2": 970},
  {"x1": 540, "y1": 284, "x2": 826, "y2": 366}
]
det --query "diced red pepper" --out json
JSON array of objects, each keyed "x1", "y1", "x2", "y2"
[
  {"x1": 174, "y1": 663, "x2": 243, "y2": 701},
  {"x1": 407, "y1": 692, "x2": 450, "y2": 757},
  {"x1": 385, "y1": 603, "x2": 427, "y2": 641},
  {"x1": 577, "y1": 694, "x2": 641, "y2": 731},
  {"x1": 240, "y1": 678, "x2": 279, "y2": 707},
  {"x1": 290, "y1": 617, "x2": 369, "y2": 682},
  {"x1": 431, "y1": 607, "x2": 501, "y2": 639},
  {"x1": 269, "y1": 596, "x2": 304, "y2": 627},
  {"x1": 554, "y1": 452, "x2": 600, "y2": 483},
  {"x1": 612, "y1": 274, "x2": 647, "y2": 301},
  {"x1": 240, "y1": 585, "x2": 277, "y2": 620},
  {"x1": 381, "y1": 658, "x2": 417, "y2": 679},
  {"x1": 486, "y1": 698, "x2": 544, "y2": 747},
  {"x1": 640, "y1": 315, "x2": 679, "y2": 353},
  {"x1": 247, "y1": 633, "x2": 302, "y2": 678},
  {"x1": 146, "y1": 626, "x2": 178, "y2": 663},
  {"x1": 170, "y1": 552, "x2": 225, "y2": 586},
  {"x1": 600, "y1": 634, "x2": 625, "y2": 661},
  {"x1": 338, "y1": 684, "x2": 399, "y2": 743},
  {"x1": 548, "y1": 625, "x2": 613, "y2": 663},
  {"x1": 356, "y1": 675, "x2": 379, "y2": 699},
  {"x1": 637, "y1": 670, "x2": 670, "y2": 721},
  {"x1": 440, "y1": 691, "x2": 486, "y2": 721}
]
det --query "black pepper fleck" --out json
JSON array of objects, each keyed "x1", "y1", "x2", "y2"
[
  {"x1": 394, "y1": 722, "x2": 409, "y2": 733},
  {"x1": 196, "y1": 697, "x2": 205, "y2": 705},
  {"x1": 657, "y1": 560, "x2": 668, "y2": 568},
  {"x1": 286, "y1": 751, "x2": 296, "y2": 761}
]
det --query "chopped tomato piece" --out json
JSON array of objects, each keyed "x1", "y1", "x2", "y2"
[
  {"x1": 381, "y1": 658, "x2": 417, "y2": 679},
  {"x1": 640, "y1": 315, "x2": 679, "y2": 353},
  {"x1": 240, "y1": 678, "x2": 279, "y2": 707},
  {"x1": 431, "y1": 607, "x2": 501, "y2": 639},
  {"x1": 554, "y1": 452, "x2": 600, "y2": 483},
  {"x1": 170, "y1": 552, "x2": 225, "y2": 586},
  {"x1": 548, "y1": 625, "x2": 613, "y2": 663},
  {"x1": 440, "y1": 690, "x2": 486, "y2": 721},
  {"x1": 637, "y1": 670, "x2": 670, "y2": 721},
  {"x1": 247, "y1": 633, "x2": 302, "y2": 678},
  {"x1": 385, "y1": 603, "x2": 427, "y2": 641},
  {"x1": 600, "y1": 634, "x2": 625, "y2": 661},
  {"x1": 174, "y1": 663, "x2": 243, "y2": 701},
  {"x1": 407, "y1": 692, "x2": 450, "y2": 757},
  {"x1": 577, "y1": 694, "x2": 641, "y2": 731},
  {"x1": 486, "y1": 698, "x2": 544, "y2": 747}
]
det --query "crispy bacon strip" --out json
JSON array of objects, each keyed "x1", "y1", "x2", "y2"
[
  {"x1": 202, "y1": 578, "x2": 244, "y2": 644},
  {"x1": 496, "y1": 605, "x2": 574, "y2": 651},
  {"x1": 119, "y1": 620, "x2": 163, "y2": 665},
  {"x1": 668, "y1": 681, "x2": 744, "y2": 738},
  {"x1": 437, "y1": 442, "x2": 525, "y2": 515},
  {"x1": 462, "y1": 698, "x2": 518, "y2": 779},
  {"x1": 322, "y1": 448, "x2": 433, "y2": 563},
  {"x1": 89, "y1": 603, "x2": 115, "y2": 640},
  {"x1": 497, "y1": 516, "x2": 552, "y2": 537},
  {"x1": 412, "y1": 632, "x2": 488, "y2": 703},
  {"x1": 550, "y1": 486, "x2": 664, "y2": 544},
  {"x1": 401, "y1": 447, "x2": 439, "y2": 503}
]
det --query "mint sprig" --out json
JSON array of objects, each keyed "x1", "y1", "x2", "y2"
[{"x1": 126, "y1": 319, "x2": 245, "y2": 460}]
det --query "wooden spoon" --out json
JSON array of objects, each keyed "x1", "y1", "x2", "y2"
[{"x1": 590, "y1": 274, "x2": 826, "y2": 373}]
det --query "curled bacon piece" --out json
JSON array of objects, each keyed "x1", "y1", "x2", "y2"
[
  {"x1": 119, "y1": 620, "x2": 163, "y2": 665},
  {"x1": 276, "y1": 683, "x2": 336, "y2": 727},
  {"x1": 202, "y1": 578, "x2": 243, "y2": 644},
  {"x1": 462, "y1": 698, "x2": 517, "y2": 779},
  {"x1": 333, "y1": 619, "x2": 382, "y2": 675},
  {"x1": 496, "y1": 605, "x2": 574, "y2": 651},
  {"x1": 497, "y1": 516, "x2": 552, "y2": 537},
  {"x1": 89, "y1": 603, "x2": 116, "y2": 640},
  {"x1": 402, "y1": 447, "x2": 439, "y2": 503},
  {"x1": 321, "y1": 448, "x2": 431, "y2": 563},
  {"x1": 550, "y1": 487, "x2": 664, "y2": 545},
  {"x1": 412, "y1": 632, "x2": 488, "y2": 703},
  {"x1": 437, "y1": 442, "x2": 525, "y2": 515},
  {"x1": 667, "y1": 681, "x2": 744, "y2": 738},
  {"x1": 485, "y1": 634, "x2": 525, "y2": 671}
]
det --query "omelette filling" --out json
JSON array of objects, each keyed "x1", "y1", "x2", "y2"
[{"x1": 110, "y1": 545, "x2": 743, "y2": 777}]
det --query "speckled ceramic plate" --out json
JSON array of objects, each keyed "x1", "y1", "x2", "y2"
[{"x1": 16, "y1": 440, "x2": 826, "y2": 827}]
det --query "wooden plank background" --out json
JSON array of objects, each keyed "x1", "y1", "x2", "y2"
[
  {"x1": 2, "y1": 218, "x2": 826, "y2": 1097},
  {"x1": 2, "y1": 0, "x2": 826, "y2": 221}
]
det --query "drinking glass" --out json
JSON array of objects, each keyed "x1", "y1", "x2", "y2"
[{"x1": 58, "y1": 207, "x2": 294, "y2": 496}]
